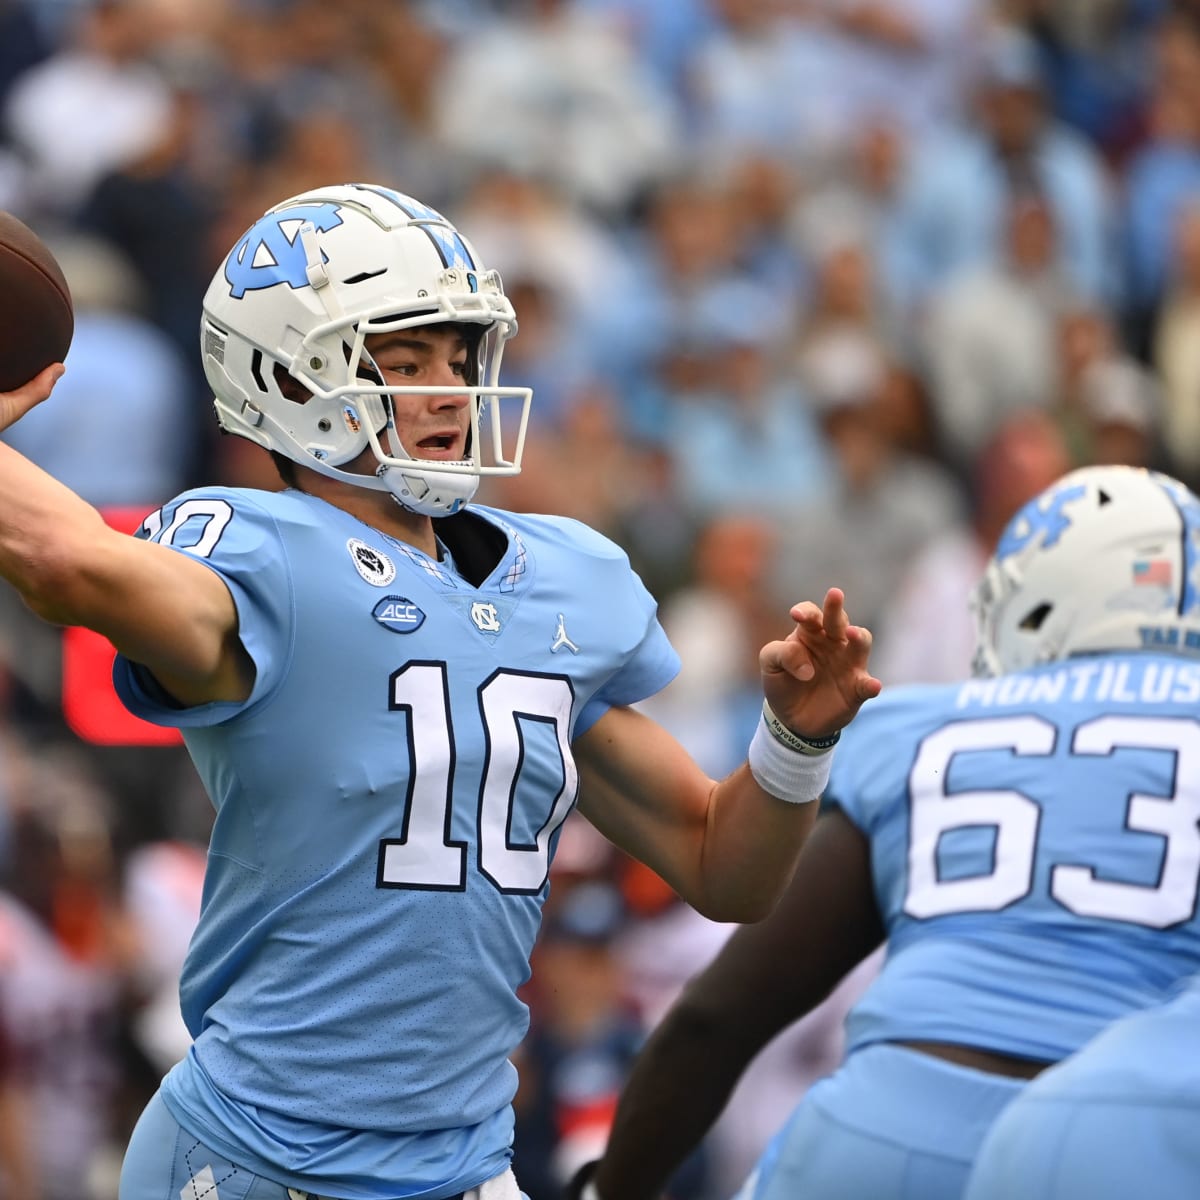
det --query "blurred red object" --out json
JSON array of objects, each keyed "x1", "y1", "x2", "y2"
[{"x1": 61, "y1": 506, "x2": 182, "y2": 746}]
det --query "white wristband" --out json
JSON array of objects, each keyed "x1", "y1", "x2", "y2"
[
  {"x1": 581, "y1": 1185, "x2": 603, "y2": 1200},
  {"x1": 747, "y1": 703, "x2": 836, "y2": 803}
]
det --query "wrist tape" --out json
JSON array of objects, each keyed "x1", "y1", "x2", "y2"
[{"x1": 747, "y1": 701, "x2": 838, "y2": 803}]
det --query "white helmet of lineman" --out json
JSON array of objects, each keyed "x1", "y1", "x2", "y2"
[
  {"x1": 200, "y1": 183, "x2": 531, "y2": 517},
  {"x1": 971, "y1": 464, "x2": 1200, "y2": 677}
]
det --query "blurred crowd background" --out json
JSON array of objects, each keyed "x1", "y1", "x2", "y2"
[{"x1": 0, "y1": 0, "x2": 1199, "y2": 1197}]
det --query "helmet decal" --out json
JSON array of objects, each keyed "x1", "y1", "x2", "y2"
[
  {"x1": 995, "y1": 481, "x2": 1088, "y2": 561},
  {"x1": 352, "y1": 184, "x2": 478, "y2": 273},
  {"x1": 224, "y1": 204, "x2": 345, "y2": 298}
]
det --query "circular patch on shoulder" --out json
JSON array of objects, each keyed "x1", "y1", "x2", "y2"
[{"x1": 347, "y1": 537, "x2": 396, "y2": 586}]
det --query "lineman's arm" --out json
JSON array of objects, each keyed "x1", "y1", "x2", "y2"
[
  {"x1": 586, "y1": 809, "x2": 885, "y2": 1200},
  {"x1": 574, "y1": 589, "x2": 880, "y2": 923},
  {"x1": 0, "y1": 367, "x2": 252, "y2": 706}
]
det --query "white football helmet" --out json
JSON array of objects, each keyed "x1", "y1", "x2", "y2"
[
  {"x1": 971, "y1": 465, "x2": 1200, "y2": 677},
  {"x1": 200, "y1": 183, "x2": 531, "y2": 516}
]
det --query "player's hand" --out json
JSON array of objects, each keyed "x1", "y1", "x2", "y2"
[
  {"x1": 759, "y1": 587, "x2": 881, "y2": 740},
  {"x1": 0, "y1": 362, "x2": 64, "y2": 431}
]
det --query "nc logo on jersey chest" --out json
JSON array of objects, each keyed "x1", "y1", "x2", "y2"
[
  {"x1": 373, "y1": 596, "x2": 426, "y2": 633},
  {"x1": 471, "y1": 602, "x2": 501, "y2": 633},
  {"x1": 444, "y1": 593, "x2": 514, "y2": 640}
]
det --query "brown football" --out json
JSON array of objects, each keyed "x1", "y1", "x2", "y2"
[{"x1": 0, "y1": 211, "x2": 74, "y2": 392}]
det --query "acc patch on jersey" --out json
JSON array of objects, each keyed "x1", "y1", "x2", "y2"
[{"x1": 372, "y1": 596, "x2": 426, "y2": 634}]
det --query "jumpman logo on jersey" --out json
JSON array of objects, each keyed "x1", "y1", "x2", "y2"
[{"x1": 551, "y1": 613, "x2": 580, "y2": 654}]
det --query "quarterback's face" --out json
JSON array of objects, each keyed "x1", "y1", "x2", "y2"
[{"x1": 363, "y1": 325, "x2": 472, "y2": 463}]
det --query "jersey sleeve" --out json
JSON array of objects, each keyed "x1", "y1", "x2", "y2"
[
  {"x1": 826, "y1": 702, "x2": 892, "y2": 834},
  {"x1": 577, "y1": 605, "x2": 680, "y2": 734},
  {"x1": 112, "y1": 488, "x2": 294, "y2": 727},
  {"x1": 827, "y1": 685, "x2": 939, "y2": 834},
  {"x1": 572, "y1": 535, "x2": 681, "y2": 736}
]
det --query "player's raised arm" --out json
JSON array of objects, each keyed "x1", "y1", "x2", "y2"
[
  {"x1": 0, "y1": 366, "x2": 250, "y2": 707},
  {"x1": 574, "y1": 588, "x2": 880, "y2": 922}
]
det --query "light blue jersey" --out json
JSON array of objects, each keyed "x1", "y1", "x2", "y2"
[
  {"x1": 965, "y1": 971, "x2": 1200, "y2": 1200},
  {"x1": 113, "y1": 487, "x2": 679, "y2": 1199},
  {"x1": 736, "y1": 654, "x2": 1200, "y2": 1200},
  {"x1": 834, "y1": 656, "x2": 1200, "y2": 1061}
]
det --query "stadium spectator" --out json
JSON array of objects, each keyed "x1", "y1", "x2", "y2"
[
  {"x1": 514, "y1": 879, "x2": 645, "y2": 1199},
  {"x1": 883, "y1": 22, "x2": 1117, "y2": 317},
  {"x1": 771, "y1": 329, "x2": 964, "y2": 637},
  {"x1": 0, "y1": 1014, "x2": 39, "y2": 1200},
  {"x1": 606, "y1": 167, "x2": 792, "y2": 442},
  {"x1": 119, "y1": 836, "x2": 206, "y2": 1079},
  {"x1": 0, "y1": 0, "x2": 51, "y2": 113},
  {"x1": 640, "y1": 512, "x2": 781, "y2": 778},
  {"x1": 790, "y1": 183, "x2": 909, "y2": 366},
  {"x1": 1074, "y1": 353, "x2": 1162, "y2": 469},
  {"x1": 688, "y1": 0, "x2": 850, "y2": 166},
  {"x1": 815, "y1": 0, "x2": 987, "y2": 147},
  {"x1": 433, "y1": 0, "x2": 682, "y2": 218},
  {"x1": 1019, "y1": 0, "x2": 1161, "y2": 160},
  {"x1": 690, "y1": 0, "x2": 984, "y2": 169},
  {"x1": 920, "y1": 186, "x2": 1076, "y2": 469},
  {"x1": 581, "y1": 464, "x2": 1200, "y2": 1200},
  {"x1": 1, "y1": 0, "x2": 175, "y2": 220},
  {"x1": 1151, "y1": 195, "x2": 1200, "y2": 484},
  {"x1": 570, "y1": 0, "x2": 717, "y2": 98},
  {"x1": 0, "y1": 750, "x2": 137, "y2": 1200},
  {"x1": 659, "y1": 284, "x2": 831, "y2": 520},
  {"x1": 872, "y1": 408, "x2": 1072, "y2": 685},
  {"x1": 1120, "y1": 9, "x2": 1200, "y2": 346},
  {"x1": 0, "y1": 182, "x2": 879, "y2": 1200}
]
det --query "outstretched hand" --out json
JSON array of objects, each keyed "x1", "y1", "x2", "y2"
[
  {"x1": 0, "y1": 363, "x2": 64, "y2": 432},
  {"x1": 759, "y1": 587, "x2": 881, "y2": 741}
]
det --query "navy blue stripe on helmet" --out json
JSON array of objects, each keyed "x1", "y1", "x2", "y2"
[
  {"x1": 351, "y1": 185, "x2": 477, "y2": 272},
  {"x1": 1153, "y1": 473, "x2": 1200, "y2": 618}
]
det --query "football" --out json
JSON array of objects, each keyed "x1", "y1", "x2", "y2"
[{"x1": 0, "y1": 210, "x2": 74, "y2": 392}]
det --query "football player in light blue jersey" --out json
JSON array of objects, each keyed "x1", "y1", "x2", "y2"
[
  {"x1": 0, "y1": 184, "x2": 881, "y2": 1200},
  {"x1": 964, "y1": 971, "x2": 1200, "y2": 1200},
  {"x1": 582, "y1": 464, "x2": 1200, "y2": 1200},
  {"x1": 965, "y1": 491, "x2": 1200, "y2": 1191}
]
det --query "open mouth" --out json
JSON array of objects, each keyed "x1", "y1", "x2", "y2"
[{"x1": 416, "y1": 433, "x2": 462, "y2": 458}]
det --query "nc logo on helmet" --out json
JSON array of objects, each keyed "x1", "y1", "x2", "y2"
[
  {"x1": 996, "y1": 482, "x2": 1087, "y2": 561},
  {"x1": 224, "y1": 204, "x2": 344, "y2": 298}
]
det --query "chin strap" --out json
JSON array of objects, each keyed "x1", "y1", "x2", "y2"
[{"x1": 377, "y1": 461, "x2": 478, "y2": 517}]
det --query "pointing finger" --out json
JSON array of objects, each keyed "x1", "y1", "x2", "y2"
[{"x1": 821, "y1": 588, "x2": 850, "y2": 640}]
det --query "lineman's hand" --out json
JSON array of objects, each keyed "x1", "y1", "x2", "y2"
[
  {"x1": 759, "y1": 587, "x2": 881, "y2": 740},
  {"x1": 0, "y1": 363, "x2": 64, "y2": 431}
]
